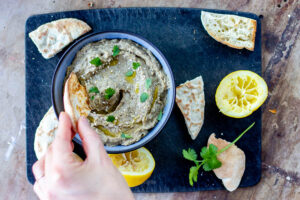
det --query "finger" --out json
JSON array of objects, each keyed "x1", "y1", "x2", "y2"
[
  {"x1": 33, "y1": 181, "x2": 46, "y2": 200},
  {"x1": 51, "y1": 112, "x2": 73, "y2": 159},
  {"x1": 77, "y1": 116, "x2": 107, "y2": 162},
  {"x1": 32, "y1": 156, "x2": 45, "y2": 181},
  {"x1": 71, "y1": 141, "x2": 75, "y2": 151},
  {"x1": 33, "y1": 183, "x2": 42, "y2": 199},
  {"x1": 44, "y1": 144, "x2": 54, "y2": 175}
]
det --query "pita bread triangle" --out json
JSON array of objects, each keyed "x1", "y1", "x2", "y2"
[
  {"x1": 207, "y1": 133, "x2": 246, "y2": 191},
  {"x1": 64, "y1": 72, "x2": 91, "y2": 132},
  {"x1": 175, "y1": 76, "x2": 205, "y2": 140},
  {"x1": 29, "y1": 18, "x2": 91, "y2": 59}
]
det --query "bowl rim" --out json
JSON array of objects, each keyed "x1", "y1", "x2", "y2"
[{"x1": 52, "y1": 30, "x2": 175, "y2": 153}]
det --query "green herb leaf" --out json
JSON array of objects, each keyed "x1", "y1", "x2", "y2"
[
  {"x1": 140, "y1": 92, "x2": 149, "y2": 103},
  {"x1": 209, "y1": 143, "x2": 218, "y2": 155},
  {"x1": 146, "y1": 78, "x2": 152, "y2": 89},
  {"x1": 189, "y1": 166, "x2": 198, "y2": 186},
  {"x1": 182, "y1": 148, "x2": 197, "y2": 162},
  {"x1": 90, "y1": 57, "x2": 102, "y2": 67},
  {"x1": 112, "y1": 45, "x2": 120, "y2": 57},
  {"x1": 200, "y1": 144, "x2": 219, "y2": 159},
  {"x1": 90, "y1": 96, "x2": 95, "y2": 100},
  {"x1": 200, "y1": 146, "x2": 209, "y2": 159},
  {"x1": 202, "y1": 162, "x2": 210, "y2": 171},
  {"x1": 132, "y1": 62, "x2": 141, "y2": 70},
  {"x1": 106, "y1": 115, "x2": 115, "y2": 122},
  {"x1": 206, "y1": 156, "x2": 222, "y2": 171},
  {"x1": 104, "y1": 88, "x2": 115, "y2": 100},
  {"x1": 200, "y1": 144, "x2": 222, "y2": 171},
  {"x1": 125, "y1": 70, "x2": 134, "y2": 77},
  {"x1": 121, "y1": 133, "x2": 132, "y2": 139},
  {"x1": 89, "y1": 86, "x2": 99, "y2": 94},
  {"x1": 182, "y1": 122, "x2": 255, "y2": 187},
  {"x1": 157, "y1": 110, "x2": 163, "y2": 121}
]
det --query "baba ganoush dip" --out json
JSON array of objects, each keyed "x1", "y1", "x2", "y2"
[{"x1": 67, "y1": 39, "x2": 169, "y2": 146}]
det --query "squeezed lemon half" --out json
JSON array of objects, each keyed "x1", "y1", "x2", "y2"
[
  {"x1": 109, "y1": 147, "x2": 155, "y2": 187},
  {"x1": 215, "y1": 70, "x2": 268, "y2": 118}
]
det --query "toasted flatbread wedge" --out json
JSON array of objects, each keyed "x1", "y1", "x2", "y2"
[
  {"x1": 64, "y1": 72, "x2": 91, "y2": 132},
  {"x1": 201, "y1": 11, "x2": 257, "y2": 51},
  {"x1": 207, "y1": 133, "x2": 246, "y2": 192},
  {"x1": 34, "y1": 107, "x2": 58, "y2": 159},
  {"x1": 34, "y1": 106, "x2": 83, "y2": 161},
  {"x1": 29, "y1": 18, "x2": 91, "y2": 59},
  {"x1": 176, "y1": 76, "x2": 205, "y2": 140}
]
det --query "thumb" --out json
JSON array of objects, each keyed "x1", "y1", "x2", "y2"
[{"x1": 77, "y1": 117, "x2": 108, "y2": 163}]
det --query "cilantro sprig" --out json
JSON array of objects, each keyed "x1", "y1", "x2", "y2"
[
  {"x1": 121, "y1": 133, "x2": 132, "y2": 139},
  {"x1": 140, "y1": 92, "x2": 149, "y2": 102},
  {"x1": 125, "y1": 70, "x2": 134, "y2": 77},
  {"x1": 104, "y1": 88, "x2": 115, "y2": 100},
  {"x1": 112, "y1": 45, "x2": 120, "y2": 57},
  {"x1": 90, "y1": 57, "x2": 102, "y2": 67},
  {"x1": 106, "y1": 115, "x2": 115, "y2": 122},
  {"x1": 157, "y1": 110, "x2": 163, "y2": 121},
  {"x1": 132, "y1": 62, "x2": 141, "y2": 70},
  {"x1": 89, "y1": 86, "x2": 99, "y2": 94},
  {"x1": 146, "y1": 78, "x2": 152, "y2": 89},
  {"x1": 183, "y1": 122, "x2": 255, "y2": 186}
]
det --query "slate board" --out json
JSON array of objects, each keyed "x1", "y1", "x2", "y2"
[{"x1": 25, "y1": 7, "x2": 261, "y2": 192}]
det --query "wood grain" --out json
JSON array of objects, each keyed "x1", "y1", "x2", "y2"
[{"x1": 0, "y1": 0, "x2": 299, "y2": 199}]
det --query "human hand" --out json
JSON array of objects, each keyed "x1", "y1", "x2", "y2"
[{"x1": 32, "y1": 112, "x2": 134, "y2": 200}]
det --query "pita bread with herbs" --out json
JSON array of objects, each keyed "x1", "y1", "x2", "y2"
[
  {"x1": 29, "y1": 18, "x2": 91, "y2": 59},
  {"x1": 64, "y1": 72, "x2": 91, "y2": 132},
  {"x1": 207, "y1": 133, "x2": 246, "y2": 192},
  {"x1": 176, "y1": 76, "x2": 205, "y2": 140}
]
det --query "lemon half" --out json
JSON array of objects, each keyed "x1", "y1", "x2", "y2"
[
  {"x1": 109, "y1": 147, "x2": 155, "y2": 187},
  {"x1": 215, "y1": 70, "x2": 268, "y2": 118}
]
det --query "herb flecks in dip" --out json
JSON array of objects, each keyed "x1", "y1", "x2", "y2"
[{"x1": 67, "y1": 39, "x2": 168, "y2": 146}]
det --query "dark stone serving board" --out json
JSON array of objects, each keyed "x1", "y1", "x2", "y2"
[{"x1": 25, "y1": 7, "x2": 261, "y2": 192}]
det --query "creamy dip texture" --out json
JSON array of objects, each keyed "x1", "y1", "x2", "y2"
[{"x1": 67, "y1": 39, "x2": 169, "y2": 146}]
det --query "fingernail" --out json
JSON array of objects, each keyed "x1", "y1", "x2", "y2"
[{"x1": 59, "y1": 112, "x2": 65, "y2": 118}]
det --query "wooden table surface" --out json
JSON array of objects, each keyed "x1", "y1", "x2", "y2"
[{"x1": 0, "y1": 0, "x2": 299, "y2": 199}]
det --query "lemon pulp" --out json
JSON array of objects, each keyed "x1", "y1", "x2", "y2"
[
  {"x1": 215, "y1": 70, "x2": 268, "y2": 118},
  {"x1": 109, "y1": 147, "x2": 155, "y2": 187}
]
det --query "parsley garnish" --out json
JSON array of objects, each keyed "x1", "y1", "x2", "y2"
[
  {"x1": 146, "y1": 78, "x2": 152, "y2": 89},
  {"x1": 140, "y1": 92, "x2": 149, "y2": 103},
  {"x1": 90, "y1": 96, "x2": 95, "y2": 100},
  {"x1": 89, "y1": 86, "x2": 99, "y2": 94},
  {"x1": 183, "y1": 122, "x2": 255, "y2": 186},
  {"x1": 90, "y1": 57, "x2": 102, "y2": 67},
  {"x1": 106, "y1": 115, "x2": 115, "y2": 122},
  {"x1": 157, "y1": 110, "x2": 163, "y2": 121},
  {"x1": 112, "y1": 45, "x2": 120, "y2": 57},
  {"x1": 121, "y1": 133, "x2": 132, "y2": 139},
  {"x1": 104, "y1": 88, "x2": 115, "y2": 100},
  {"x1": 132, "y1": 62, "x2": 141, "y2": 70},
  {"x1": 125, "y1": 70, "x2": 134, "y2": 77}
]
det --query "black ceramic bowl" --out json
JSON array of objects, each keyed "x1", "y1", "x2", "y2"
[{"x1": 52, "y1": 31, "x2": 175, "y2": 153}]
